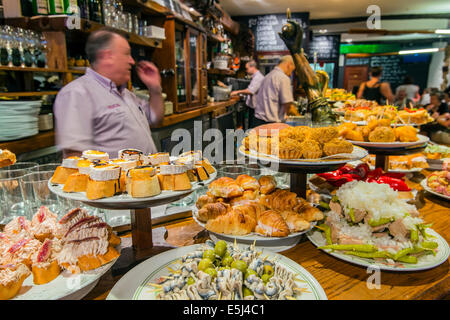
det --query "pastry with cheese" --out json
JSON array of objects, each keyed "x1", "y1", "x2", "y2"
[
  {"x1": 158, "y1": 165, "x2": 192, "y2": 191},
  {"x1": 148, "y1": 152, "x2": 170, "y2": 166},
  {"x1": 51, "y1": 156, "x2": 81, "y2": 185},
  {"x1": 85, "y1": 163, "x2": 121, "y2": 200},
  {"x1": 82, "y1": 150, "x2": 109, "y2": 162},
  {"x1": 118, "y1": 149, "x2": 143, "y2": 162},
  {"x1": 126, "y1": 166, "x2": 161, "y2": 198}
]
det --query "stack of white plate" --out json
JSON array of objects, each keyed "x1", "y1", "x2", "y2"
[{"x1": 0, "y1": 101, "x2": 42, "y2": 141}]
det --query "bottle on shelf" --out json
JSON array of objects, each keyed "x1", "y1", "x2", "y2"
[
  {"x1": 48, "y1": 0, "x2": 65, "y2": 15},
  {"x1": 77, "y1": 0, "x2": 89, "y2": 19},
  {"x1": 32, "y1": 0, "x2": 49, "y2": 15},
  {"x1": 88, "y1": 0, "x2": 103, "y2": 24},
  {"x1": 63, "y1": 0, "x2": 78, "y2": 14}
]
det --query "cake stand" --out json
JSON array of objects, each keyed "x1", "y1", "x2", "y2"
[
  {"x1": 49, "y1": 172, "x2": 216, "y2": 274},
  {"x1": 238, "y1": 145, "x2": 368, "y2": 198}
]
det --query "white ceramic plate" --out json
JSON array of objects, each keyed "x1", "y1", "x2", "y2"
[
  {"x1": 239, "y1": 144, "x2": 368, "y2": 166},
  {"x1": 307, "y1": 229, "x2": 449, "y2": 272},
  {"x1": 347, "y1": 134, "x2": 429, "y2": 149},
  {"x1": 420, "y1": 179, "x2": 450, "y2": 201},
  {"x1": 48, "y1": 171, "x2": 216, "y2": 210},
  {"x1": 192, "y1": 209, "x2": 315, "y2": 252},
  {"x1": 106, "y1": 244, "x2": 327, "y2": 300},
  {"x1": 13, "y1": 244, "x2": 121, "y2": 300}
]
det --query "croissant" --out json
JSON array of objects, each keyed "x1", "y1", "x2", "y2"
[
  {"x1": 255, "y1": 210, "x2": 290, "y2": 237},
  {"x1": 297, "y1": 205, "x2": 324, "y2": 222},
  {"x1": 205, "y1": 209, "x2": 256, "y2": 235},
  {"x1": 235, "y1": 174, "x2": 260, "y2": 191},
  {"x1": 279, "y1": 211, "x2": 311, "y2": 232},
  {"x1": 259, "y1": 189, "x2": 297, "y2": 211},
  {"x1": 195, "y1": 194, "x2": 217, "y2": 209},
  {"x1": 232, "y1": 202, "x2": 265, "y2": 222},
  {"x1": 229, "y1": 189, "x2": 260, "y2": 206},
  {"x1": 258, "y1": 175, "x2": 277, "y2": 194},
  {"x1": 208, "y1": 177, "x2": 244, "y2": 198},
  {"x1": 197, "y1": 202, "x2": 230, "y2": 222}
]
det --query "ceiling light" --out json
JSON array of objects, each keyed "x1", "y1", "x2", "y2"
[
  {"x1": 398, "y1": 48, "x2": 439, "y2": 55},
  {"x1": 318, "y1": 29, "x2": 327, "y2": 34},
  {"x1": 345, "y1": 39, "x2": 352, "y2": 43},
  {"x1": 435, "y1": 29, "x2": 450, "y2": 34}
]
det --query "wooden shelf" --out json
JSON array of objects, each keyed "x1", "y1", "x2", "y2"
[
  {"x1": 207, "y1": 32, "x2": 225, "y2": 43},
  {"x1": 207, "y1": 68, "x2": 235, "y2": 76},
  {"x1": 67, "y1": 68, "x2": 86, "y2": 74},
  {"x1": 0, "y1": 131, "x2": 55, "y2": 155},
  {"x1": 122, "y1": 0, "x2": 170, "y2": 16},
  {"x1": 0, "y1": 91, "x2": 59, "y2": 97},
  {"x1": 153, "y1": 97, "x2": 240, "y2": 128},
  {"x1": 0, "y1": 66, "x2": 66, "y2": 73}
]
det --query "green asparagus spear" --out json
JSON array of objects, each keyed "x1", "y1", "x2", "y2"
[
  {"x1": 368, "y1": 217, "x2": 393, "y2": 227},
  {"x1": 318, "y1": 244, "x2": 378, "y2": 253}
]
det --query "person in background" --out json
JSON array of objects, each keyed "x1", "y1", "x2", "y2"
[
  {"x1": 357, "y1": 66, "x2": 394, "y2": 104},
  {"x1": 418, "y1": 88, "x2": 432, "y2": 106},
  {"x1": 252, "y1": 56, "x2": 296, "y2": 127},
  {"x1": 395, "y1": 76, "x2": 420, "y2": 104},
  {"x1": 426, "y1": 92, "x2": 448, "y2": 119},
  {"x1": 54, "y1": 28, "x2": 164, "y2": 158},
  {"x1": 393, "y1": 88, "x2": 413, "y2": 109},
  {"x1": 230, "y1": 60, "x2": 264, "y2": 108}
]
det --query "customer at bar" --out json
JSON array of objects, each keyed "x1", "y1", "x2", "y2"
[
  {"x1": 357, "y1": 66, "x2": 394, "y2": 104},
  {"x1": 230, "y1": 60, "x2": 264, "y2": 110},
  {"x1": 251, "y1": 56, "x2": 296, "y2": 127},
  {"x1": 54, "y1": 28, "x2": 164, "y2": 158},
  {"x1": 395, "y1": 76, "x2": 420, "y2": 104}
]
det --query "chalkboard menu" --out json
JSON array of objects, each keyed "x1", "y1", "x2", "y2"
[
  {"x1": 308, "y1": 35, "x2": 341, "y2": 61},
  {"x1": 235, "y1": 13, "x2": 310, "y2": 52},
  {"x1": 369, "y1": 55, "x2": 430, "y2": 90}
]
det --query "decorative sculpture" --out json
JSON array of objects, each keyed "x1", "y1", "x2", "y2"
[{"x1": 279, "y1": 9, "x2": 337, "y2": 124}]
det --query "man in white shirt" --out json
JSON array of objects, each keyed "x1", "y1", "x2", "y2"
[
  {"x1": 252, "y1": 56, "x2": 296, "y2": 127},
  {"x1": 230, "y1": 60, "x2": 264, "y2": 108}
]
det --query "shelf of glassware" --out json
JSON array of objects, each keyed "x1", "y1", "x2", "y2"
[{"x1": 0, "y1": 130, "x2": 55, "y2": 155}]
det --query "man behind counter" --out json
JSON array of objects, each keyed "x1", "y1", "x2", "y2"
[
  {"x1": 251, "y1": 56, "x2": 296, "y2": 127},
  {"x1": 54, "y1": 28, "x2": 164, "y2": 158}
]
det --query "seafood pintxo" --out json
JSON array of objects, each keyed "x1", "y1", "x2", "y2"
[
  {"x1": 312, "y1": 181, "x2": 444, "y2": 266},
  {"x1": 0, "y1": 206, "x2": 120, "y2": 299},
  {"x1": 150, "y1": 240, "x2": 310, "y2": 300},
  {"x1": 194, "y1": 175, "x2": 323, "y2": 237},
  {"x1": 0, "y1": 149, "x2": 16, "y2": 168}
]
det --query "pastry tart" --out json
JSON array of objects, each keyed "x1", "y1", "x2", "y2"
[
  {"x1": 148, "y1": 152, "x2": 170, "y2": 166},
  {"x1": 85, "y1": 164, "x2": 121, "y2": 200},
  {"x1": 126, "y1": 166, "x2": 161, "y2": 197},
  {"x1": 158, "y1": 165, "x2": 192, "y2": 191},
  {"x1": 82, "y1": 150, "x2": 109, "y2": 162},
  {"x1": 63, "y1": 172, "x2": 89, "y2": 193},
  {"x1": 51, "y1": 156, "x2": 81, "y2": 185},
  {"x1": 0, "y1": 149, "x2": 16, "y2": 168},
  {"x1": 31, "y1": 239, "x2": 60, "y2": 285},
  {"x1": 30, "y1": 206, "x2": 59, "y2": 241},
  {"x1": 109, "y1": 158, "x2": 138, "y2": 172},
  {"x1": 118, "y1": 149, "x2": 143, "y2": 162},
  {"x1": 0, "y1": 263, "x2": 30, "y2": 300}
]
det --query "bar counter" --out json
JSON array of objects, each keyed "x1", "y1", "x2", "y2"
[{"x1": 83, "y1": 170, "x2": 450, "y2": 300}]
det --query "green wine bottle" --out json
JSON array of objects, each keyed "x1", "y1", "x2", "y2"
[
  {"x1": 48, "y1": 0, "x2": 65, "y2": 15},
  {"x1": 63, "y1": 0, "x2": 78, "y2": 14}
]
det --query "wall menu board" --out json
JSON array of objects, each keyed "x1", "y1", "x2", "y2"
[
  {"x1": 235, "y1": 13, "x2": 310, "y2": 52},
  {"x1": 369, "y1": 54, "x2": 430, "y2": 90},
  {"x1": 308, "y1": 35, "x2": 341, "y2": 61}
]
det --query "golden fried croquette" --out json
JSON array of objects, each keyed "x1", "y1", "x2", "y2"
[
  {"x1": 378, "y1": 119, "x2": 391, "y2": 127},
  {"x1": 393, "y1": 126, "x2": 418, "y2": 142},
  {"x1": 300, "y1": 139, "x2": 323, "y2": 159},
  {"x1": 344, "y1": 130, "x2": 364, "y2": 141},
  {"x1": 338, "y1": 122, "x2": 357, "y2": 137},
  {"x1": 368, "y1": 126, "x2": 396, "y2": 142},
  {"x1": 367, "y1": 119, "x2": 379, "y2": 131},
  {"x1": 323, "y1": 138, "x2": 354, "y2": 156},
  {"x1": 356, "y1": 126, "x2": 371, "y2": 140}
]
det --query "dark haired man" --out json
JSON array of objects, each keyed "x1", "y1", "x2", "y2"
[
  {"x1": 357, "y1": 66, "x2": 394, "y2": 104},
  {"x1": 54, "y1": 29, "x2": 164, "y2": 158}
]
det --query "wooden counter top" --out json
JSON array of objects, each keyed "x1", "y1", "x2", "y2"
[
  {"x1": 84, "y1": 170, "x2": 449, "y2": 300},
  {"x1": 152, "y1": 97, "x2": 240, "y2": 129}
]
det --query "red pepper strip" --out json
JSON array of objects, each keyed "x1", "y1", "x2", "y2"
[
  {"x1": 366, "y1": 168, "x2": 384, "y2": 179},
  {"x1": 340, "y1": 173, "x2": 363, "y2": 181},
  {"x1": 376, "y1": 177, "x2": 411, "y2": 191},
  {"x1": 317, "y1": 172, "x2": 340, "y2": 180},
  {"x1": 382, "y1": 172, "x2": 405, "y2": 179},
  {"x1": 338, "y1": 165, "x2": 354, "y2": 174}
]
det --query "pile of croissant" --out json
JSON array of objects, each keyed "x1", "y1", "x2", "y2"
[{"x1": 195, "y1": 175, "x2": 324, "y2": 237}]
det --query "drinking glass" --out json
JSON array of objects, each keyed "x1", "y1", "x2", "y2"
[
  {"x1": 0, "y1": 170, "x2": 28, "y2": 223},
  {"x1": 20, "y1": 171, "x2": 59, "y2": 219},
  {"x1": 215, "y1": 160, "x2": 262, "y2": 179},
  {"x1": 31, "y1": 163, "x2": 60, "y2": 173}
]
